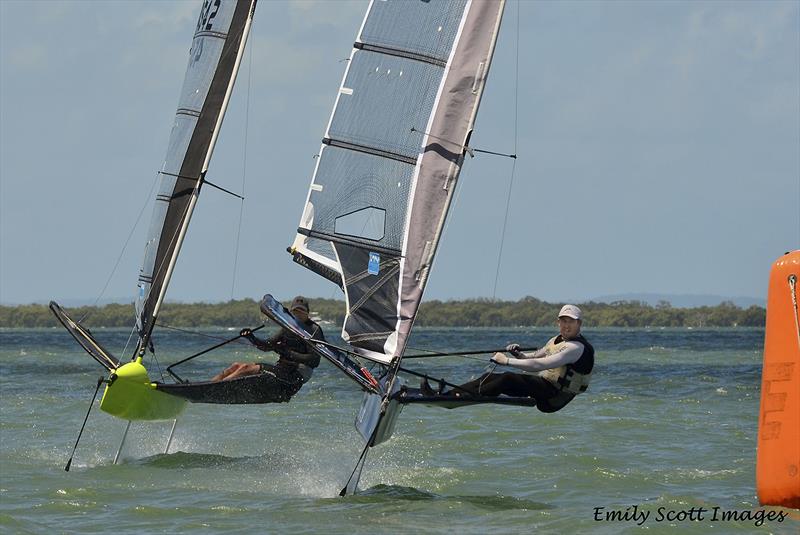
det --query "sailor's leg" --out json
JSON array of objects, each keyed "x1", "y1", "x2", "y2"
[
  {"x1": 212, "y1": 362, "x2": 259, "y2": 381},
  {"x1": 454, "y1": 372, "x2": 541, "y2": 397},
  {"x1": 113, "y1": 421, "x2": 132, "y2": 465},
  {"x1": 219, "y1": 363, "x2": 262, "y2": 381},
  {"x1": 453, "y1": 372, "x2": 505, "y2": 396},
  {"x1": 211, "y1": 362, "x2": 242, "y2": 381},
  {"x1": 493, "y1": 373, "x2": 542, "y2": 397}
]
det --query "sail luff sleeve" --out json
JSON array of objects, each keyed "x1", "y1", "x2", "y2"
[
  {"x1": 135, "y1": 0, "x2": 256, "y2": 351},
  {"x1": 393, "y1": 0, "x2": 506, "y2": 359}
]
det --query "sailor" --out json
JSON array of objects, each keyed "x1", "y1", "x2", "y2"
[
  {"x1": 211, "y1": 296, "x2": 324, "y2": 400},
  {"x1": 424, "y1": 304, "x2": 594, "y2": 413}
]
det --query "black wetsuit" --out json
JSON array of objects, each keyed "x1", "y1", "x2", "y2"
[{"x1": 249, "y1": 320, "x2": 325, "y2": 400}]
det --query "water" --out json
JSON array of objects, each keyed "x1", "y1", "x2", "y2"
[{"x1": 1, "y1": 327, "x2": 797, "y2": 534}]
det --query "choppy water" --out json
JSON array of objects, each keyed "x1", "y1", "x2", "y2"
[{"x1": 1, "y1": 327, "x2": 797, "y2": 534}]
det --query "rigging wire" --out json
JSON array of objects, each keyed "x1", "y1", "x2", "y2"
[
  {"x1": 230, "y1": 39, "x2": 254, "y2": 301},
  {"x1": 491, "y1": 0, "x2": 521, "y2": 300},
  {"x1": 78, "y1": 172, "x2": 161, "y2": 325},
  {"x1": 120, "y1": 322, "x2": 140, "y2": 362},
  {"x1": 155, "y1": 322, "x2": 254, "y2": 345}
]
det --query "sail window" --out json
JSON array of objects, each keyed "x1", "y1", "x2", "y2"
[{"x1": 334, "y1": 207, "x2": 386, "y2": 241}]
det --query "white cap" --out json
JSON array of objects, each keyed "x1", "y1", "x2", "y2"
[{"x1": 558, "y1": 304, "x2": 582, "y2": 320}]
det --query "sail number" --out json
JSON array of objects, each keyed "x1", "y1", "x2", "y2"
[{"x1": 196, "y1": 0, "x2": 221, "y2": 32}]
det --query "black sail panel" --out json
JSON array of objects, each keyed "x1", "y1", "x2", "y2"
[{"x1": 335, "y1": 244, "x2": 401, "y2": 354}]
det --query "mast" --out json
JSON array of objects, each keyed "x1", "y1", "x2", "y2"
[
  {"x1": 135, "y1": 0, "x2": 257, "y2": 357},
  {"x1": 289, "y1": 0, "x2": 506, "y2": 364}
]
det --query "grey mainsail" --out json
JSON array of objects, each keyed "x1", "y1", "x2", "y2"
[
  {"x1": 290, "y1": 0, "x2": 506, "y2": 364},
  {"x1": 135, "y1": 0, "x2": 257, "y2": 356}
]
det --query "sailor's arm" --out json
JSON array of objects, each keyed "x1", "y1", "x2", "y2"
[
  {"x1": 492, "y1": 341, "x2": 584, "y2": 372},
  {"x1": 239, "y1": 328, "x2": 275, "y2": 352},
  {"x1": 507, "y1": 346, "x2": 548, "y2": 359}
]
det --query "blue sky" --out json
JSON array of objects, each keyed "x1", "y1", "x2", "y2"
[{"x1": 1, "y1": 0, "x2": 798, "y2": 306}]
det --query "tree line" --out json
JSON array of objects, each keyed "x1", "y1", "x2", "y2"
[{"x1": 0, "y1": 297, "x2": 765, "y2": 329}]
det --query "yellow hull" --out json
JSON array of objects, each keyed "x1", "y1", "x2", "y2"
[{"x1": 100, "y1": 359, "x2": 186, "y2": 421}]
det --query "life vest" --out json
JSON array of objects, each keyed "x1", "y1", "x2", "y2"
[{"x1": 537, "y1": 334, "x2": 594, "y2": 395}]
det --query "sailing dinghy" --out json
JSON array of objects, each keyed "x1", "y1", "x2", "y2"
[
  {"x1": 280, "y1": 0, "x2": 542, "y2": 493},
  {"x1": 50, "y1": 0, "x2": 377, "y2": 467},
  {"x1": 52, "y1": 0, "x2": 258, "y2": 426}
]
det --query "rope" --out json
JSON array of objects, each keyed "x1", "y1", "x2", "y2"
[
  {"x1": 230, "y1": 41, "x2": 253, "y2": 301},
  {"x1": 477, "y1": 362, "x2": 498, "y2": 395}
]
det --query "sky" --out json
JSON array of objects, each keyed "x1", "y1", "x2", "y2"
[{"x1": 1, "y1": 0, "x2": 798, "y2": 306}]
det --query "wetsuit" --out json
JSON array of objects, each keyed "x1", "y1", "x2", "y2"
[{"x1": 248, "y1": 320, "x2": 325, "y2": 400}]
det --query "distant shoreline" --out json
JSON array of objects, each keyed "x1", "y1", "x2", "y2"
[{"x1": 0, "y1": 298, "x2": 765, "y2": 329}]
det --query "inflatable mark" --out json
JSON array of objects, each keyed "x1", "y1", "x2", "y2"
[{"x1": 757, "y1": 250, "x2": 800, "y2": 509}]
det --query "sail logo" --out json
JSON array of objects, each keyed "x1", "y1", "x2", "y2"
[
  {"x1": 368, "y1": 252, "x2": 380, "y2": 275},
  {"x1": 197, "y1": 0, "x2": 221, "y2": 32}
]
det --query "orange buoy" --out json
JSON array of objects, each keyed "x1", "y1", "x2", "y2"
[{"x1": 757, "y1": 250, "x2": 800, "y2": 509}]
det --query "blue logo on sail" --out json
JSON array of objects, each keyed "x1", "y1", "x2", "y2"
[{"x1": 368, "y1": 252, "x2": 380, "y2": 275}]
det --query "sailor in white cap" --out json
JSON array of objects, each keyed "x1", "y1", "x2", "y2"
[{"x1": 429, "y1": 304, "x2": 594, "y2": 412}]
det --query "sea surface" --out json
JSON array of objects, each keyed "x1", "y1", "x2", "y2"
[{"x1": 1, "y1": 326, "x2": 797, "y2": 534}]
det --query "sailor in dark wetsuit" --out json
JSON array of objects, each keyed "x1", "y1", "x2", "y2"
[
  {"x1": 211, "y1": 296, "x2": 324, "y2": 400},
  {"x1": 424, "y1": 305, "x2": 594, "y2": 413}
]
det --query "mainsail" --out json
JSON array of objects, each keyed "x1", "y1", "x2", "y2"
[
  {"x1": 135, "y1": 0, "x2": 257, "y2": 356},
  {"x1": 289, "y1": 0, "x2": 506, "y2": 363}
]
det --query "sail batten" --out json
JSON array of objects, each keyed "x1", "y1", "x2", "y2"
[
  {"x1": 394, "y1": 0, "x2": 506, "y2": 360},
  {"x1": 321, "y1": 138, "x2": 418, "y2": 166},
  {"x1": 299, "y1": 228, "x2": 402, "y2": 257},
  {"x1": 353, "y1": 42, "x2": 448, "y2": 68},
  {"x1": 135, "y1": 0, "x2": 257, "y2": 355}
]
